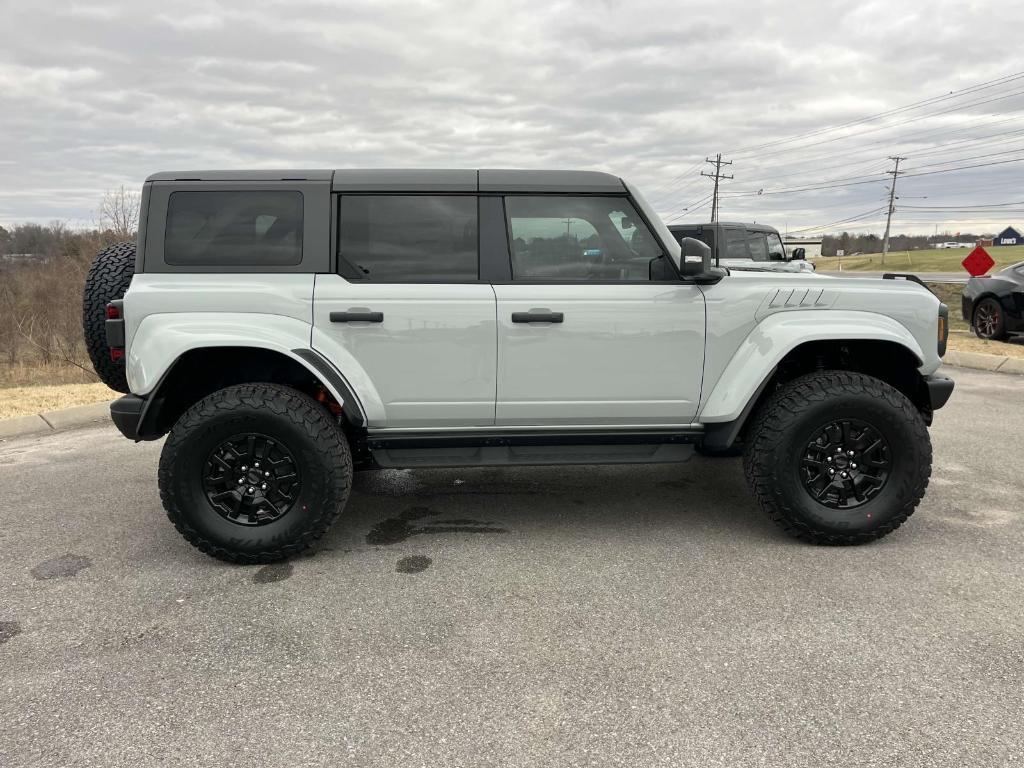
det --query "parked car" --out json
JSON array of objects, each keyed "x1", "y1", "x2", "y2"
[
  {"x1": 82, "y1": 169, "x2": 951, "y2": 562},
  {"x1": 962, "y1": 260, "x2": 1024, "y2": 340},
  {"x1": 668, "y1": 222, "x2": 815, "y2": 273}
]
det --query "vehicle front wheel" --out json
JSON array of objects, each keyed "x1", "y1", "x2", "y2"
[
  {"x1": 158, "y1": 383, "x2": 353, "y2": 563},
  {"x1": 973, "y1": 298, "x2": 1007, "y2": 340},
  {"x1": 743, "y1": 371, "x2": 931, "y2": 545}
]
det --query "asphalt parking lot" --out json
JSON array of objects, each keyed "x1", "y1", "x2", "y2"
[{"x1": 1, "y1": 366, "x2": 1022, "y2": 767}]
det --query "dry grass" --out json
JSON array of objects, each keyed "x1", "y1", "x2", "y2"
[
  {"x1": 0, "y1": 360, "x2": 98, "y2": 388},
  {"x1": 811, "y1": 244, "x2": 1024, "y2": 273},
  {"x1": 0, "y1": 381, "x2": 116, "y2": 419},
  {"x1": 947, "y1": 331, "x2": 1024, "y2": 359}
]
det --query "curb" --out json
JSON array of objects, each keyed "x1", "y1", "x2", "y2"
[
  {"x1": 943, "y1": 350, "x2": 1024, "y2": 375},
  {"x1": 0, "y1": 401, "x2": 112, "y2": 440}
]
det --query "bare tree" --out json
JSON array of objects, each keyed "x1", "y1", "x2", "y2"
[{"x1": 99, "y1": 185, "x2": 141, "y2": 238}]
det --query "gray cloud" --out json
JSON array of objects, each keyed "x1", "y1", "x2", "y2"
[{"x1": 1, "y1": 0, "x2": 1022, "y2": 234}]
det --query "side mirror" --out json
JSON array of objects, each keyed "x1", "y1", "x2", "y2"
[
  {"x1": 791, "y1": 247, "x2": 806, "y2": 260},
  {"x1": 679, "y1": 236, "x2": 712, "y2": 276}
]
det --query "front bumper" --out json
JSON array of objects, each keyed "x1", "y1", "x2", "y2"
[{"x1": 924, "y1": 374, "x2": 954, "y2": 411}]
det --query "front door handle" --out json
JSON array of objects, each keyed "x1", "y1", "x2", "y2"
[
  {"x1": 330, "y1": 310, "x2": 383, "y2": 323},
  {"x1": 511, "y1": 310, "x2": 564, "y2": 324}
]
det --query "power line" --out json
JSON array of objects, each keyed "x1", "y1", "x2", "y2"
[
  {"x1": 900, "y1": 200, "x2": 1024, "y2": 209},
  {"x1": 725, "y1": 71, "x2": 1024, "y2": 156},
  {"x1": 722, "y1": 155, "x2": 1024, "y2": 199},
  {"x1": 657, "y1": 114, "x2": 1024, "y2": 207},
  {"x1": 785, "y1": 206, "x2": 889, "y2": 235},
  {"x1": 732, "y1": 88, "x2": 1024, "y2": 163}
]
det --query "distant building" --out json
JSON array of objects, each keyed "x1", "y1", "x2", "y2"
[
  {"x1": 994, "y1": 226, "x2": 1021, "y2": 246},
  {"x1": 782, "y1": 236, "x2": 822, "y2": 259}
]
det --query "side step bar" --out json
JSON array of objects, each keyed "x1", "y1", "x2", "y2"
[{"x1": 362, "y1": 428, "x2": 704, "y2": 469}]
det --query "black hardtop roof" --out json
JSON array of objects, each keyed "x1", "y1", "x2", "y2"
[
  {"x1": 668, "y1": 221, "x2": 781, "y2": 234},
  {"x1": 145, "y1": 169, "x2": 626, "y2": 194}
]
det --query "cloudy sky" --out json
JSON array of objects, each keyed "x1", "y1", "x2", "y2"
[{"x1": 2, "y1": 0, "x2": 1023, "y2": 235}]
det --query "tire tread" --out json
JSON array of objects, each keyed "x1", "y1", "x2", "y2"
[
  {"x1": 742, "y1": 370, "x2": 931, "y2": 545},
  {"x1": 158, "y1": 383, "x2": 352, "y2": 563}
]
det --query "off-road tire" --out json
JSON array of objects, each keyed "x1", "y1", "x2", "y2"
[
  {"x1": 82, "y1": 241, "x2": 135, "y2": 392},
  {"x1": 972, "y1": 297, "x2": 1007, "y2": 341},
  {"x1": 743, "y1": 370, "x2": 931, "y2": 545},
  {"x1": 158, "y1": 383, "x2": 353, "y2": 563}
]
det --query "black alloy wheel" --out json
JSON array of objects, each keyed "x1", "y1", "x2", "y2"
[
  {"x1": 799, "y1": 419, "x2": 891, "y2": 509},
  {"x1": 203, "y1": 433, "x2": 301, "y2": 526}
]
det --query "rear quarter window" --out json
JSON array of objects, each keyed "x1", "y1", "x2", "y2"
[{"x1": 164, "y1": 191, "x2": 303, "y2": 266}]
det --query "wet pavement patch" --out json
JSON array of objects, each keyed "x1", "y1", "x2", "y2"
[
  {"x1": 366, "y1": 505, "x2": 508, "y2": 546},
  {"x1": 253, "y1": 562, "x2": 294, "y2": 584},
  {"x1": 396, "y1": 555, "x2": 432, "y2": 574},
  {"x1": 0, "y1": 621, "x2": 20, "y2": 645},
  {"x1": 31, "y1": 554, "x2": 91, "y2": 580}
]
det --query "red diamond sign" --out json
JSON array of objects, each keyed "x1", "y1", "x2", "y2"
[{"x1": 962, "y1": 246, "x2": 995, "y2": 277}]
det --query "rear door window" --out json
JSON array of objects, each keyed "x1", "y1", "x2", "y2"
[
  {"x1": 338, "y1": 195, "x2": 478, "y2": 281},
  {"x1": 165, "y1": 191, "x2": 303, "y2": 266}
]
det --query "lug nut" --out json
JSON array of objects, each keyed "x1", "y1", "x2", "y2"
[
  {"x1": 826, "y1": 456, "x2": 832, "y2": 462},
  {"x1": 841, "y1": 471, "x2": 848, "y2": 478},
  {"x1": 248, "y1": 486, "x2": 255, "y2": 493},
  {"x1": 261, "y1": 483, "x2": 267, "y2": 490},
  {"x1": 265, "y1": 471, "x2": 271, "y2": 477},
  {"x1": 851, "y1": 463, "x2": 858, "y2": 469},
  {"x1": 848, "y1": 450, "x2": 855, "y2": 456},
  {"x1": 238, "y1": 478, "x2": 244, "y2": 484},
  {"x1": 829, "y1": 468, "x2": 835, "y2": 475},
  {"x1": 241, "y1": 465, "x2": 248, "y2": 471},
  {"x1": 254, "y1": 462, "x2": 260, "y2": 468}
]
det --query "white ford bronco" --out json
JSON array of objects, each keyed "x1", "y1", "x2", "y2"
[{"x1": 83, "y1": 169, "x2": 953, "y2": 562}]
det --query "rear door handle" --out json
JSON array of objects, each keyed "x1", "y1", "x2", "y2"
[
  {"x1": 511, "y1": 311, "x2": 564, "y2": 324},
  {"x1": 330, "y1": 310, "x2": 383, "y2": 323}
]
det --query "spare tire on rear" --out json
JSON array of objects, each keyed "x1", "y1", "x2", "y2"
[{"x1": 82, "y1": 241, "x2": 135, "y2": 393}]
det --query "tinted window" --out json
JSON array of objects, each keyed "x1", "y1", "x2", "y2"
[
  {"x1": 765, "y1": 233, "x2": 786, "y2": 261},
  {"x1": 506, "y1": 196, "x2": 664, "y2": 281},
  {"x1": 165, "y1": 191, "x2": 303, "y2": 266},
  {"x1": 746, "y1": 232, "x2": 769, "y2": 261},
  {"x1": 338, "y1": 196, "x2": 478, "y2": 281},
  {"x1": 673, "y1": 228, "x2": 715, "y2": 253},
  {"x1": 724, "y1": 229, "x2": 749, "y2": 259}
]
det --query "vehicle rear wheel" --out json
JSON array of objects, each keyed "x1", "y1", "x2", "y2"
[
  {"x1": 158, "y1": 383, "x2": 353, "y2": 563},
  {"x1": 973, "y1": 298, "x2": 1007, "y2": 340},
  {"x1": 82, "y1": 241, "x2": 135, "y2": 393},
  {"x1": 743, "y1": 371, "x2": 930, "y2": 545}
]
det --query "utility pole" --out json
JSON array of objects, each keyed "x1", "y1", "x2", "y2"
[
  {"x1": 701, "y1": 154, "x2": 733, "y2": 222},
  {"x1": 881, "y1": 156, "x2": 906, "y2": 266}
]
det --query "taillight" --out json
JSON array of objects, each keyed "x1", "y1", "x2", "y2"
[
  {"x1": 106, "y1": 304, "x2": 121, "y2": 319},
  {"x1": 110, "y1": 348, "x2": 124, "y2": 362},
  {"x1": 937, "y1": 304, "x2": 949, "y2": 357}
]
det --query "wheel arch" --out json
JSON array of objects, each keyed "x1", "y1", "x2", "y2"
[
  {"x1": 701, "y1": 336, "x2": 932, "y2": 450},
  {"x1": 137, "y1": 345, "x2": 365, "y2": 440}
]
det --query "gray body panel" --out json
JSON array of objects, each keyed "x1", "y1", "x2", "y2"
[{"x1": 121, "y1": 168, "x2": 945, "y2": 450}]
